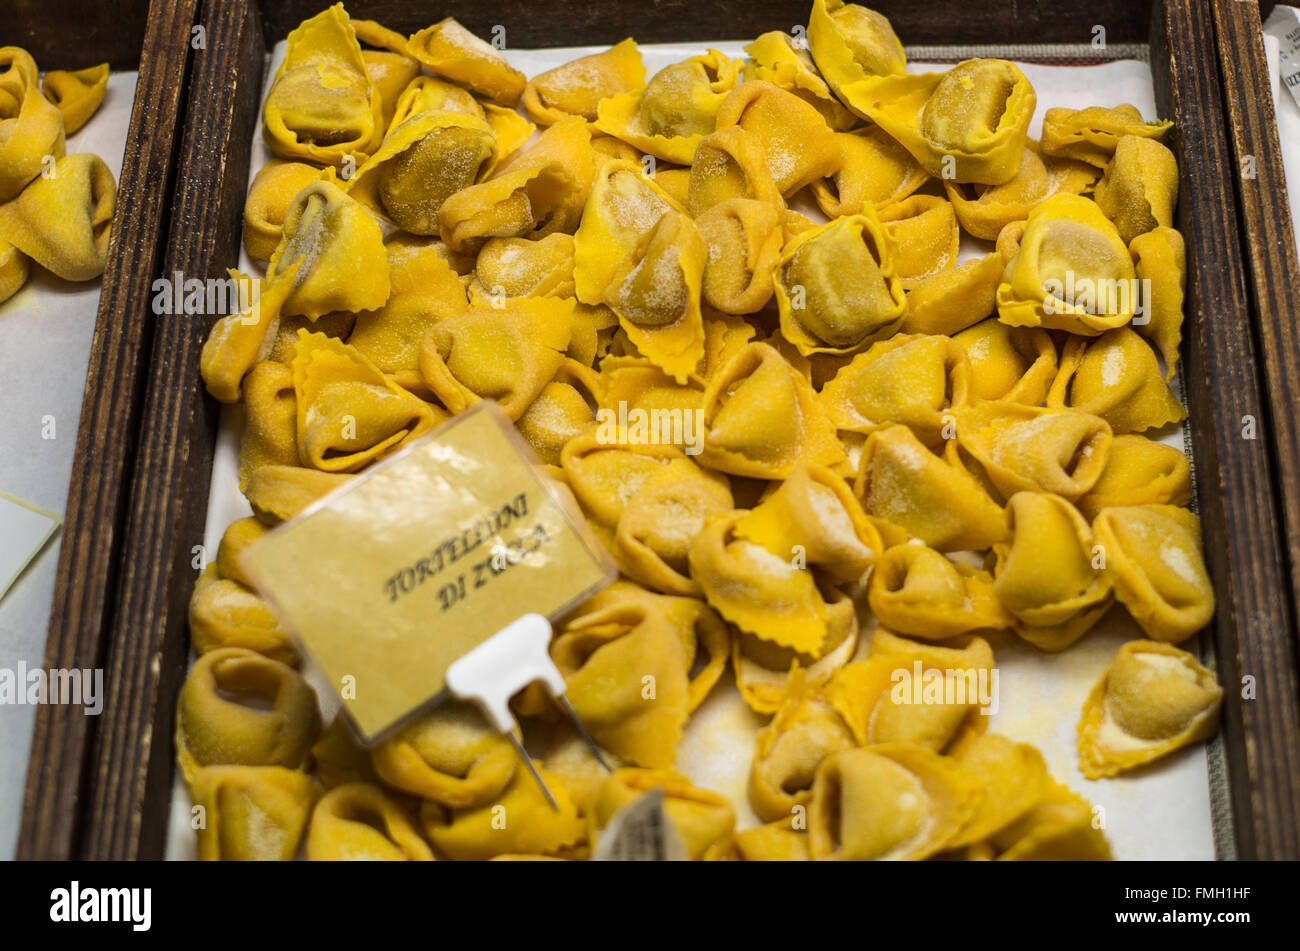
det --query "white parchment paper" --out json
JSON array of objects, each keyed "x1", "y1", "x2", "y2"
[{"x1": 165, "y1": 42, "x2": 1214, "y2": 861}]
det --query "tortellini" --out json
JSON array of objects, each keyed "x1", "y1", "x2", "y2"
[
  {"x1": 596, "y1": 50, "x2": 741, "y2": 163},
  {"x1": 41, "y1": 62, "x2": 109, "y2": 135},
  {"x1": 307, "y1": 783, "x2": 433, "y2": 860},
  {"x1": 993, "y1": 492, "x2": 1113, "y2": 651},
  {"x1": 180, "y1": 4, "x2": 1211, "y2": 862},
  {"x1": 996, "y1": 194, "x2": 1137, "y2": 335},
  {"x1": 408, "y1": 18, "x2": 527, "y2": 106},
  {"x1": 0, "y1": 153, "x2": 115, "y2": 281},
  {"x1": 1077, "y1": 640, "x2": 1222, "y2": 779},
  {"x1": 175, "y1": 647, "x2": 320, "y2": 782},
  {"x1": 808, "y1": 745, "x2": 976, "y2": 860},
  {"x1": 262, "y1": 4, "x2": 384, "y2": 165},
  {"x1": 0, "y1": 47, "x2": 66, "y2": 202},
  {"x1": 268, "y1": 179, "x2": 391, "y2": 319},
  {"x1": 845, "y1": 59, "x2": 1036, "y2": 185},
  {"x1": 775, "y1": 213, "x2": 907, "y2": 355},
  {"x1": 1091, "y1": 505, "x2": 1214, "y2": 643},
  {"x1": 191, "y1": 766, "x2": 317, "y2": 861},
  {"x1": 1040, "y1": 104, "x2": 1173, "y2": 168},
  {"x1": 524, "y1": 39, "x2": 645, "y2": 126}
]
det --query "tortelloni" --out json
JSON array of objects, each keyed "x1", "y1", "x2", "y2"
[
  {"x1": 806, "y1": 0, "x2": 906, "y2": 107},
  {"x1": 589, "y1": 768, "x2": 736, "y2": 860},
  {"x1": 943, "y1": 142, "x2": 1098, "y2": 241},
  {"x1": 807, "y1": 745, "x2": 976, "y2": 861},
  {"x1": 41, "y1": 62, "x2": 109, "y2": 135},
  {"x1": 844, "y1": 59, "x2": 1036, "y2": 185},
  {"x1": 868, "y1": 543, "x2": 1012, "y2": 640},
  {"x1": 1129, "y1": 226, "x2": 1186, "y2": 381},
  {"x1": 954, "y1": 402, "x2": 1113, "y2": 502},
  {"x1": 1077, "y1": 640, "x2": 1222, "y2": 779},
  {"x1": 1092, "y1": 505, "x2": 1214, "y2": 643},
  {"x1": 877, "y1": 196, "x2": 960, "y2": 289},
  {"x1": 601, "y1": 210, "x2": 708, "y2": 382},
  {"x1": 307, "y1": 783, "x2": 434, "y2": 860},
  {"x1": 826, "y1": 630, "x2": 997, "y2": 752},
  {"x1": 996, "y1": 194, "x2": 1137, "y2": 335},
  {"x1": 1093, "y1": 135, "x2": 1179, "y2": 245},
  {"x1": 371, "y1": 703, "x2": 518, "y2": 808},
  {"x1": 0, "y1": 47, "x2": 66, "y2": 202},
  {"x1": 855, "y1": 425, "x2": 1008, "y2": 553},
  {"x1": 0, "y1": 238, "x2": 28, "y2": 305},
  {"x1": 407, "y1": 18, "x2": 527, "y2": 106},
  {"x1": 1076, "y1": 434, "x2": 1191, "y2": 520},
  {"x1": 809, "y1": 124, "x2": 927, "y2": 220},
  {"x1": 698, "y1": 343, "x2": 845, "y2": 477},
  {"x1": 819, "y1": 334, "x2": 970, "y2": 443},
  {"x1": 242, "y1": 161, "x2": 322, "y2": 264},
  {"x1": 262, "y1": 4, "x2": 383, "y2": 166},
  {"x1": 268, "y1": 179, "x2": 391, "y2": 319},
  {"x1": 596, "y1": 50, "x2": 741, "y2": 164},
  {"x1": 292, "y1": 330, "x2": 440, "y2": 472},
  {"x1": 523, "y1": 39, "x2": 646, "y2": 126},
  {"x1": 175, "y1": 647, "x2": 321, "y2": 783},
  {"x1": 744, "y1": 31, "x2": 858, "y2": 131},
  {"x1": 696, "y1": 198, "x2": 783, "y2": 315},
  {"x1": 1040, "y1": 104, "x2": 1173, "y2": 169},
  {"x1": 346, "y1": 110, "x2": 496, "y2": 235},
  {"x1": 749, "y1": 672, "x2": 856, "y2": 822},
  {"x1": 952, "y1": 318, "x2": 1057, "y2": 405},
  {"x1": 188, "y1": 564, "x2": 297, "y2": 664},
  {"x1": 191, "y1": 766, "x2": 317, "y2": 861},
  {"x1": 714, "y1": 81, "x2": 841, "y2": 196},
  {"x1": 0, "y1": 153, "x2": 116, "y2": 281},
  {"x1": 775, "y1": 213, "x2": 907, "y2": 355},
  {"x1": 993, "y1": 492, "x2": 1113, "y2": 651},
  {"x1": 1048, "y1": 328, "x2": 1187, "y2": 434},
  {"x1": 901, "y1": 252, "x2": 1004, "y2": 337}
]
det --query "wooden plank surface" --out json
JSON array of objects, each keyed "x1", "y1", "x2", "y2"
[
  {"x1": 16, "y1": 0, "x2": 199, "y2": 861},
  {"x1": 1209, "y1": 0, "x2": 1300, "y2": 800},
  {"x1": 1152, "y1": 0, "x2": 1300, "y2": 859},
  {"x1": 78, "y1": 0, "x2": 267, "y2": 861}
]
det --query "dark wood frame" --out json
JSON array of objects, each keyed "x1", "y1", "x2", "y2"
[{"x1": 18, "y1": 0, "x2": 1300, "y2": 859}]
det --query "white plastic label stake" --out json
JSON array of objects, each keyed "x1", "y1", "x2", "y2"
[{"x1": 446, "y1": 613, "x2": 611, "y2": 809}]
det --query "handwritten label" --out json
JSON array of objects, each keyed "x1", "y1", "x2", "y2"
[{"x1": 240, "y1": 403, "x2": 615, "y2": 742}]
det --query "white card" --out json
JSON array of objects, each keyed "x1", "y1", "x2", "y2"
[{"x1": 0, "y1": 491, "x2": 61, "y2": 602}]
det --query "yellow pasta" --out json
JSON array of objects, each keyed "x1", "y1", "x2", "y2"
[
  {"x1": 0, "y1": 46, "x2": 66, "y2": 202},
  {"x1": 0, "y1": 152, "x2": 115, "y2": 281},
  {"x1": 524, "y1": 39, "x2": 646, "y2": 125},
  {"x1": 307, "y1": 783, "x2": 433, "y2": 860},
  {"x1": 407, "y1": 18, "x2": 526, "y2": 105},
  {"x1": 42, "y1": 62, "x2": 109, "y2": 135},
  {"x1": 191, "y1": 765, "x2": 317, "y2": 861}
]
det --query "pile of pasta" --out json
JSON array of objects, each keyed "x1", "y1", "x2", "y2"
[
  {"x1": 0, "y1": 48, "x2": 116, "y2": 304},
  {"x1": 187, "y1": 1, "x2": 1224, "y2": 861}
]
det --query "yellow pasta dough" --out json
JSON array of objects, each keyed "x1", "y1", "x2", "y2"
[
  {"x1": 1092, "y1": 504, "x2": 1214, "y2": 643},
  {"x1": 877, "y1": 195, "x2": 960, "y2": 289},
  {"x1": 0, "y1": 238, "x2": 29, "y2": 304},
  {"x1": 0, "y1": 46, "x2": 66, "y2": 202},
  {"x1": 1129, "y1": 225, "x2": 1186, "y2": 380},
  {"x1": 952, "y1": 318, "x2": 1056, "y2": 404},
  {"x1": 407, "y1": 18, "x2": 527, "y2": 106},
  {"x1": 188, "y1": 563, "x2": 298, "y2": 665},
  {"x1": 775, "y1": 212, "x2": 907, "y2": 355},
  {"x1": 901, "y1": 252, "x2": 1003, "y2": 337},
  {"x1": 855, "y1": 424, "x2": 1008, "y2": 552},
  {"x1": 1040, "y1": 103, "x2": 1172, "y2": 169},
  {"x1": 524, "y1": 39, "x2": 646, "y2": 126},
  {"x1": 806, "y1": 0, "x2": 906, "y2": 108},
  {"x1": 200, "y1": 265, "x2": 299, "y2": 404},
  {"x1": 371, "y1": 702, "x2": 517, "y2": 808},
  {"x1": 595, "y1": 49, "x2": 741, "y2": 164},
  {"x1": 868, "y1": 542, "x2": 1012, "y2": 640},
  {"x1": 1078, "y1": 640, "x2": 1222, "y2": 779},
  {"x1": 808, "y1": 124, "x2": 927, "y2": 219},
  {"x1": 0, "y1": 152, "x2": 115, "y2": 281},
  {"x1": 696, "y1": 197, "x2": 783, "y2": 315},
  {"x1": 1093, "y1": 135, "x2": 1179, "y2": 244},
  {"x1": 307, "y1": 782, "x2": 433, "y2": 860},
  {"x1": 807, "y1": 745, "x2": 976, "y2": 860},
  {"x1": 191, "y1": 765, "x2": 317, "y2": 861},
  {"x1": 1047, "y1": 327, "x2": 1187, "y2": 434},
  {"x1": 943, "y1": 141, "x2": 1098, "y2": 241},
  {"x1": 992, "y1": 492, "x2": 1113, "y2": 651},
  {"x1": 1075, "y1": 434, "x2": 1191, "y2": 520},
  {"x1": 42, "y1": 62, "x2": 109, "y2": 135},
  {"x1": 176, "y1": 647, "x2": 320, "y2": 783},
  {"x1": 262, "y1": 5, "x2": 384, "y2": 166},
  {"x1": 243, "y1": 160, "x2": 322, "y2": 264},
  {"x1": 714, "y1": 80, "x2": 841, "y2": 196},
  {"x1": 589, "y1": 768, "x2": 736, "y2": 860},
  {"x1": 744, "y1": 30, "x2": 857, "y2": 131}
]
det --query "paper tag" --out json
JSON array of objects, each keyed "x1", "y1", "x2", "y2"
[
  {"x1": 0, "y1": 491, "x2": 61, "y2": 603},
  {"x1": 591, "y1": 788, "x2": 689, "y2": 861},
  {"x1": 1265, "y1": 5, "x2": 1300, "y2": 110},
  {"x1": 240, "y1": 402, "x2": 615, "y2": 742}
]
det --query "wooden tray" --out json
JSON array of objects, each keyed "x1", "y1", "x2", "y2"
[
  {"x1": 21, "y1": 0, "x2": 1300, "y2": 860},
  {"x1": 5, "y1": 0, "x2": 197, "y2": 860}
]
